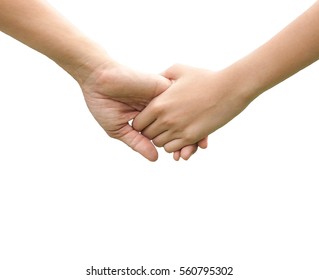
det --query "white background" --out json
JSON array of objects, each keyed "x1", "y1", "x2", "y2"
[{"x1": 0, "y1": 1, "x2": 318, "y2": 279}]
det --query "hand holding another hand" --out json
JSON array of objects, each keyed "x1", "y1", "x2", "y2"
[
  {"x1": 133, "y1": 64, "x2": 253, "y2": 152},
  {"x1": 80, "y1": 61, "x2": 207, "y2": 161}
]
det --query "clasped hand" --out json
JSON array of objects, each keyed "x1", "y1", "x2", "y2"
[
  {"x1": 81, "y1": 61, "x2": 208, "y2": 162},
  {"x1": 81, "y1": 62, "x2": 249, "y2": 162}
]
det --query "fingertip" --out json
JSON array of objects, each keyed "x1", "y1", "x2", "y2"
[
  {"x1": 173, "y1": 151, "x2": 181, "y2": 161},
  {"x1": 121, "y1": 128, "x2": 159, "y2": 162},
  {"x1": 181, "y1": 154, "x2": 191, "y2": 161},
  {"x1": 131, "y1": 118, "x2": 140, "y2": 131},
  {"x1": 198, "y1": 137, "x2": 209, "y2": 149},
  {"x1": 181, "y1": 145, "x2": 197, "y2": 160},
  {"x1": 131, "y1": 114, "x2": 147, "y2": 133},
  {"x1": 137, "y1": 142, "x2": 159, "y2": 162},
  {"x1": 147, "y1": 151, "x2": 159, "y2": 162}
]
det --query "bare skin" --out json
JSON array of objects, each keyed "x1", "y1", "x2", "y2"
[
  {"x1": 0, "y1": 0, "x2": 207, "y2": 161},
  {"x1": 133, "y1": 1, "x2": 319, "y2": 152}
]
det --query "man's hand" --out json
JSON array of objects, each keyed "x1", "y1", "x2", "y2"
[{"x1": 0, "y1": 0, "x2": 207, "y2": 161}]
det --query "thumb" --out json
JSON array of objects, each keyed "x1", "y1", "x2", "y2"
[
  {"x1": 161, "y1": 63, "x2": 186, "y2": 80},
  {"x1": 115, "y1": 124, "x2": 159, "y2": 161}
]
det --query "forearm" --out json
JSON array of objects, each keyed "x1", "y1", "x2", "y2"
[
  {"x1": 0, "y1": 0, "x2": 111, "y2": 83},
  {"x1": 227, "y1": 1, "x2": 319, "y2": 100}
]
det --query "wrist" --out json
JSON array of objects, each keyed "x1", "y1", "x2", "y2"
[
  {"x1": 222, "y1": 59, "x2": 266, "y2": 104},
  {"x1": 53, "y1": 37, "x2": 115, "y2": 85}
]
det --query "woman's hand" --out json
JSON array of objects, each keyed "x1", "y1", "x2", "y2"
[{"x1": 133, "y1": 64, "x2": 252, "y2": 153}]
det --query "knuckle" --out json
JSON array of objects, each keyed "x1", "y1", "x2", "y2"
[
  {"x1": 151, "y1": 101, "x2": 167, "y2": 115},
  {"x1": 161, "y1": 117, "x2": 174, "y2": 127},
  {"x1": 184, "y1": 130, "x2": 197, "y2": 144}
]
